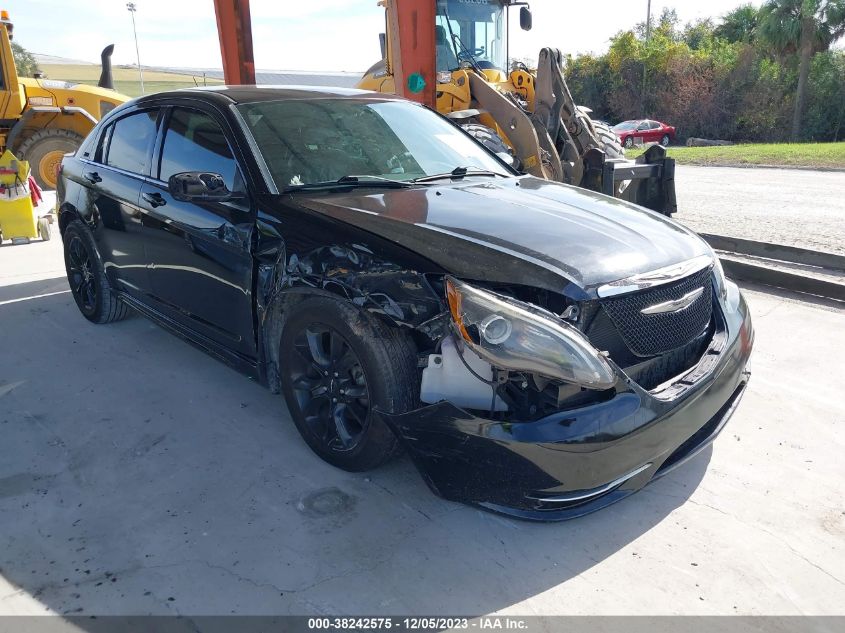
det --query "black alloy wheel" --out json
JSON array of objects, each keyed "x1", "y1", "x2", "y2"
[
  {"x1": 67, "y1": 234, "x2": 98, "y2": 316},
  {"x1": 289, "y1": 325, "x2": 371, "y2": 453},
  {"x1": 279, "y1": 295, "x2": 419, "y2": 471},
  {"x1": 63, "y1": 220, "x2": 129, "y2": 323}
]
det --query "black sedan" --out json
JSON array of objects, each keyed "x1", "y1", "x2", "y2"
[{"x1": 57, "y1": 86, "x2": 753, "y2": 521}]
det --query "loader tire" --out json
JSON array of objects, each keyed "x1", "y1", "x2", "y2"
[
  {"x1": 461, "y1": 124, "x2": 512, "y2": 156},
  {"x1": 592, "y1": 121, "x2": 626, "y2": 159},
  {"x1": 17, "y1": 129, "x2": 85, "y2": 191}
]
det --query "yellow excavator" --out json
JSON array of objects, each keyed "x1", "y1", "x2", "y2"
[
  {"x1": 0, "y1": 10, "x2": 129, "y2": 189},
  {"x1": 357, "y1": 0, "x2": 676, "y2": 215}
]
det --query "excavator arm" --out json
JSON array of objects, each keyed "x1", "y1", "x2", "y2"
[{"x1": 532, "y1": 47, "x2": 677, "y2": 215}]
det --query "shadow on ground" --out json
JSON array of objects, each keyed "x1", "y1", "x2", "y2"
[{"x1": 0, "y1": 278, "x2": 708, "y2": 617}]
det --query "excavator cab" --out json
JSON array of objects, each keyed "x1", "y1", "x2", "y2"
[
  {"x1": 358, "y1": 0, "x2": 676, "y2": 216},
  {"x1": 434, "y1": 0, "x2": 509, "y2": 76}
]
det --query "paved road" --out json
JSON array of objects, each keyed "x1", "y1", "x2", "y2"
[
  {"x1": 674, "y1": 166, "x2": 845, "y2": 255},
  {"x1": 1, "y1": 226, "x2": 844, "y2": 616}
]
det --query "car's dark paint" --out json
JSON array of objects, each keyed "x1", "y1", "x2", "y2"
[
  {"x1": 295, "y1": 175, "x2": 707, "y2": 297},
  {"x1": 58, "y1": 86, "x2": 752, "y2": 521},
  {"x1": 138, "y1": 104, "x2": 256, "y2": 356}
]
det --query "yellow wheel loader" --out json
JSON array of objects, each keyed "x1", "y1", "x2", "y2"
[
  {"x1": 0, "y1": 10, "x2": 129, "y2": 189},
  {"x1": 357, "y1": 0, "x2": 676, "y2": 216}
]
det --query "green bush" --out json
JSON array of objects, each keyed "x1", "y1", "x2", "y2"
[{"x1": 564, "y1": 6, "x2": 845, "y2": 143}]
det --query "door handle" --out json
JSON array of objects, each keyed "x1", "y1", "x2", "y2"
[
  {"x1": 83, "y1": 170, "x2": 101, "y2": 184},
  {"x1": 142, "y1": 192, "x2": 167, "y2": 208}
]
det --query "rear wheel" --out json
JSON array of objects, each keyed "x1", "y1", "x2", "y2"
[
  {"x1": 624, "y1": 136, "x2": 634, "y2": 149},
  {"x1": 63, "y1": 220, "x2": 129, "y2": 323},
  {"x1": 17, "y1": 129, "x2": 85, "y2": 190},
  {"x1": 279, "y1": 296, "x2": 418, "y2": 472}
]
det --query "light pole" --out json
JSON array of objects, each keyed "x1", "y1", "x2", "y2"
[
  {"x1": 641, "y1": 0, "x2": 651, "y2": 115},
  {"x1": 126, "y1": 2, "x2": 144, "y2": 94}
]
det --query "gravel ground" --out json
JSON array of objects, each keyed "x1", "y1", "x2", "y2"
[{"x1": 674, "y1": 166, "x2": 845, "y2": 255}]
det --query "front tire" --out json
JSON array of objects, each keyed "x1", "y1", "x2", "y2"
[
  {"x1": 279, "y1": 296, "x2": 418, "y2": 472},
  {"x1": 624, "y1": 136, "x2": 634, "y2": 149},
  {"x1": 460, "y1": 123, "x2": 512, "y2": 156},
  {"x1": 661, "y1": 134, "x2": 670, "y2": 147},
  {"x1": 63, "y1": 220, "x2": 129, "y2": 324},
  {"x1": 17, "y1": 129, "x2": 85, "y2": 190},
  {"x1": 592, "y1": 121, "x2": 626, "y2": 159}
]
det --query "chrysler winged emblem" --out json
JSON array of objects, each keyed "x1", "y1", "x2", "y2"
[{"x1": 640, "y1": 287, "x2": 704, "y2": 315}]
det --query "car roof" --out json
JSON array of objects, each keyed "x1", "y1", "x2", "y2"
[{"x1": 133, "y1": 85, "x2": 402, "y2": 107}]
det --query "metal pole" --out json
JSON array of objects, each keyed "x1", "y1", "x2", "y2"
[
  {"x1": 641, "y1": 0, "x2": 651, "y2": 115},
  {"x1": 126, "y1": 3, "x2": 144, "y2": 94}
]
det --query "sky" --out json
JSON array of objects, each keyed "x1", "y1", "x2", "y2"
[{"x1": 12, "y1": 0, "x2": 765, "y2": 72}]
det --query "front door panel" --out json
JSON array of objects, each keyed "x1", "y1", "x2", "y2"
[{"x1": 139, "y1": 187, "x2": 255, "y2": 356}]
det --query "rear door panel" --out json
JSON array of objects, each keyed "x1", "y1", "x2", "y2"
[{"x1": 76, "y1": 108, "x2": 160, "y2": 299}]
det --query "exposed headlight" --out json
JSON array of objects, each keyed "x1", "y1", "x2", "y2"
[{"x1": 445, "y1": 277, "x2": 616, "y2": 390}]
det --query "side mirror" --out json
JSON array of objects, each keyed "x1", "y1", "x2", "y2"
[
  {"x1": 168, "y1": 171, "x2": 243, "y2": 202},
  {"x1": 520, "y1": 6, "x2": 533, "y2": 31}
]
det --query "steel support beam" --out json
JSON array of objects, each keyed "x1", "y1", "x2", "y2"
[
  {"x1": 386, "y1": 0, "x2": 436, "y2": 107},
  {"x1": 213, "y1": 0, "x2": 256, "y2": 85}
]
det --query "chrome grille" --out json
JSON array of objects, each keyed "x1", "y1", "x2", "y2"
[{"x1": 593, "y1": 266, "x2": 713, "y2": 357}]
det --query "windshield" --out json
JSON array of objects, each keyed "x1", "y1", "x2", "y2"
[
  {"x1": 613, "y1": 121, "x2": 638, "y2": 131},
  {"x1": 435, "y1": 0, "x2": 506, "y2": 72},
  {"x1": 236, "y1": 98, "x2": 510, "y2": 189}
]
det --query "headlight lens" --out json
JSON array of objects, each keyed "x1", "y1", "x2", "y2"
[{"x1": 445, "y1": 277, "x2": 616, "y2": 390}]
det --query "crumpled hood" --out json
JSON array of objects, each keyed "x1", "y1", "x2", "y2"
[{"x1": 296, "y1": 176, "x2": 710, "y2": 296}]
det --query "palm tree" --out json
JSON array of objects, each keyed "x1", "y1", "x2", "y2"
[
  {"x1": 759, "y1": 0, "x2": 845, "y2": 139},
  {"x1": 716, "y1": 4, "x2": 760, "y2": 43}
]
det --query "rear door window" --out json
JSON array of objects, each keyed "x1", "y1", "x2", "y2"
[
  {"x1": 158, "y1": 108, "x2": 240, "y2": 190},
  {"x1": 106, "y1": 111, "x2": 158, "y2": 175}
]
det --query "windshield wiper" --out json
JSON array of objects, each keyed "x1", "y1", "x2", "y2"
[
  {"x1": 412, "y1": 166, "x2": 504, "y2": 183},
  {"x1": 282, "y1": 175, "x2": 415, "y2": 193}
]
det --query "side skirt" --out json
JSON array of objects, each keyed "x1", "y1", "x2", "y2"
[{"x1": 118, "y1": 292, "x2": 265, "y2": 385}]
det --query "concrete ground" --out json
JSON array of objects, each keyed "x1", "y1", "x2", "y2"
[
  {"x1": 675, "y1": 166, "x2": 845, "y2": 255},
  {"x1": 1, "y1": 194, "x2": 844, "y2": 617}
]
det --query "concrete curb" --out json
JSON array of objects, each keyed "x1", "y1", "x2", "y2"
[
  {"x1": 702, "y1": 234, "x2": 845, "y2": 271},
  {"x1": 720, "y1": 258, "x2": 845, "y2": 302},
  {"x1": 675, "y1": 162, "x2": 845, "y2": 173}
]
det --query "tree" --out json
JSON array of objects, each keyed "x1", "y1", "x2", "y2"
[
  {"x1": 759, "y1": 0, "x2": 845, "y2": 139},
  {"x1": 715, "y1": 4, "x2": 760, "y2": 43},
  {"x1": 11, "y1": 41, "x2": 38, "y2": 78}
]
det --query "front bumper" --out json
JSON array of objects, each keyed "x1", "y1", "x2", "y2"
[{"x1": 378, "y1": 284, "x2": 754, "y2": 521}]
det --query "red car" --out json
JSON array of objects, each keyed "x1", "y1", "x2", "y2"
[{"x1": 612, "y1": 119, "x2": 676, "y2": 148}]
